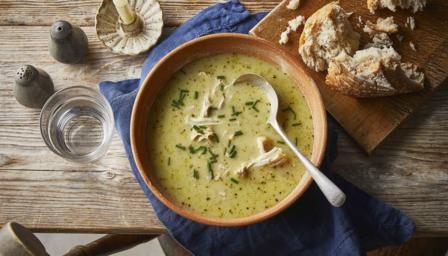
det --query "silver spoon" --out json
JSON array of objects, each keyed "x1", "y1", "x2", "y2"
[{"x1": 233, "y1": 74, "x2": 346, "y2": 207}]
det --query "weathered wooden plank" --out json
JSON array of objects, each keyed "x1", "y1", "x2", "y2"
[
  {"x1": 0, "y1": 0, "x2": 278, "y2": 27},
  {"x1": 0, "y1": 25, "x2": 162, "y2": 233},
  {"x1": 335, "y1": 84, "x2": 448, "y2": 235},
  {"x1": 0, "y1": 24, "x2": 447, "y2": 234}
]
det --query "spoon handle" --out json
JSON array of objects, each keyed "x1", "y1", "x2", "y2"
[{"x1": 270, "y1": 122, "x2": 346, "y2": 207}]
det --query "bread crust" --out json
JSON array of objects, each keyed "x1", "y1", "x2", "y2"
[{"x1": 325, "y1": 49, "x2": 424, "y2": 97}]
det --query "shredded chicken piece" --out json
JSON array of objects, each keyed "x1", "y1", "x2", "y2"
[
  {"x1": 190, "y1": 126, "x2": 216, "y2": 142},
  {"x1": 234, "y1": 137, "x2": 288, "y2": 176},
  {"x1": 187, "y1": 116, "x2": 221, "y2": 126},
  {"x1": 286, "y1": 0, "x2": 301, "y2": 10},
  {"x1": 251, "y1": 147, "x2": 288, "y2": 168}
]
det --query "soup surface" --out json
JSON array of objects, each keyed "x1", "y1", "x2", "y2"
[{"x1": 148, "y1": 54, "x2": 313, "y2": 219}]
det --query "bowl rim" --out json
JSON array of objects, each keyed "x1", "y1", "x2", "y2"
[{"x1": 131, "y1": 33, "x2": 327, "y2": 227}]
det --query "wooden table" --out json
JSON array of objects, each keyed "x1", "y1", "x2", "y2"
[{"x1": 0, "y1": 0, "x2": 447, "y2": 236}]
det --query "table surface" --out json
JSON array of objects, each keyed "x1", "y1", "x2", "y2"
[{"x1": 0, "y1": 0, "x2": 447, "y2": 235}]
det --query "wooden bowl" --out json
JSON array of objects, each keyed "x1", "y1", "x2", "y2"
[{"x1": 131, "y1": 33, "x2": 327, "y2": 227}]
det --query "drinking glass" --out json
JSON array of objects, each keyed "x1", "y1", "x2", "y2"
[{"x1": 40, "y1": 86, "x2": 114, "y2": 162}]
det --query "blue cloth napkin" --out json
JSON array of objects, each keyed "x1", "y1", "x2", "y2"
[{"x1": 99, "y1": 1, "x2": 415, "y2": 255}]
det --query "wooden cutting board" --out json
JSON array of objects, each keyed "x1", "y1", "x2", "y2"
[{"x1": 250, "y1": 0, "x2": 448, "y2": 153}]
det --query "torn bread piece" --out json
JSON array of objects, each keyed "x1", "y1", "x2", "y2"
[
  {"x1": 367, "y1": 0, "x2": 426, "y2": 14},
  {"x1": 279, "y1": 27, "x2": 292, "y2": 45},
  {"x1": 279, "y1": 15, "x2": 306, "y2": 45},
  {"x1": 299, "y1": 2, "x2": 360, "y2": 72},
  {"x1": 363, "y1": 17, "x2": 398, "y2": 48},
  {"x1": 287, "y1": 0, "x2": 301, "y2": 10},
  {"x1": 326, "y1": 47, "x2": 424, "y2": 97},
  {"x1": 288, "y1": 15, "x2": 306, "y2": 31},
  {"x1": 363, "y1": 17, "x2": 398, "y2": 35},
  {"x1": 365, "y1": 33, "x2": 394, "y2": 48}
]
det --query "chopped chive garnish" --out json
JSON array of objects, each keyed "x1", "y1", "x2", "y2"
[
  {"x1": 292, "y1": 122, "x2": 301, "y2": 127},
  {"x1": 282, "y1": 106, "x2": 297, "y2": 120},
  {"x1": 234, "y1": 131, "x2": 243, "y2": 137},
  {"x1": 227, "y1": 144, "x2": 237, "y2": 158},
  {"x1": 189, "y1": 145, "x2": 207, "y2": 154},
  {"x1": 231, "y1": 106, "x2": 242, "y2": 116},
  {"x1": 227, "y1": 140, "x2": 231, "y2": 147},
  {"x1": 208, "y1": 148, "x2": 219, "y2": 163},
  {"x1": 193, "y1": 169, "x2": 200, "y2": 179},
  {"x1": 229, "y1": 118, "x2": 237, "y2": 121},
  {"x1": 167, "y1": 157, "x2": 171, "y2": 165},
  {"x1": 207, "y1": 161, "x2": 214, "y2": 179},
  {"x1": 192, "y1": 125, "x2": 204, "y2": 134},
  {"x1": 217, "y1": 114, "x2": 226, "y2": 119},
  {"x1": 194, "y1": 91, "x2": 199, "y2": 99},
  {"x1": 217, "y1": 75, "x2": 226, "y2": 80},
  {"x1": 295, "y1": 137, "x2": 298, "y2": 146},
  {"x1": 230, "y1": 178, "x2": 239, "y2": 184},
  {"x1": 252, "y1": 100, "x2": 260, "y2": 112},
  {"x1": 175, "y1": 144, "x2": 186, "y2": 150},
  {"x1": 171, "y1": 89, "x2": 189, "y2": 109},
  {"x1": 211, "y1": 133, "x2": 220, "y2": 143},
  {"x1": 277, "y1": 141, "x2": 286, "y2": 145},
  {"x1": 246, "y1": 100, "x2": 260, "y2": 112},
  {"x1": 220, "y1": 84, "x2": 224, "y2": 91}
]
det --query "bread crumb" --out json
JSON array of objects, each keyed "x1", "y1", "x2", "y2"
[
  {"x1": 279, "y1": 27, "x2": 291, "y2": 45},
  {"x1": 363, "y1": 17, "x2": 398, "y2": 35},
  {"x1": 409, "y1": 41, "x2": 417, "y2": 51},
  {"x1": 288, "y1": 15, "x2": 306, "y2": 31},
  {"x1": 367, "y1": 0, "x2": 426, "y2": 14},
  {"x1": 357, "y1": 16, "x2": 364, "y2": 27},
  {"x1": 287, "y1": 0, "x2": 301, "y2": 10},
  {"x1": 406, "y1": 16, "x2": 416, "y2": 30},
  {"x1": 365, "y1": 33, "x2": 393, "y2": 48}
]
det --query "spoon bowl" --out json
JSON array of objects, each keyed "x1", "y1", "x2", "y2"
[{"x1": 234, "y1": 73, "x2": 346, "y2": 207}]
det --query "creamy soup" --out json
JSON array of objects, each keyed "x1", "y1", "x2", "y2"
[{"x1": 148, "y1": 54, "x2": 313, "y2": 219}]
